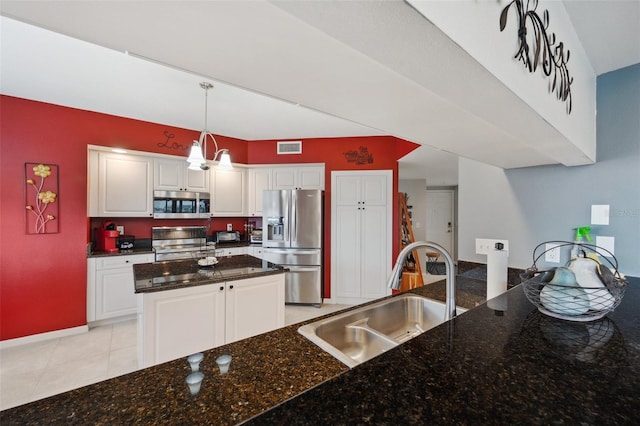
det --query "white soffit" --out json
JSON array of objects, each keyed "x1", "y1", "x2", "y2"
[{"x1": 0, "y1": 0, "x2": 602, "y2": 169}]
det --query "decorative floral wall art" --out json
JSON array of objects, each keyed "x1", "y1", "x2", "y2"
[{"x1": 25, "y1": 163, "x2": 59, "y2": 234}]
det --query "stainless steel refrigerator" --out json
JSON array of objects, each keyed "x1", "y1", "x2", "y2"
[{"x1": 262, "y1": 189, "x2": 323, "y2": 305}]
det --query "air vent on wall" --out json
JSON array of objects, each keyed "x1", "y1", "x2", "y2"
[{"x1": 277, "y1": 141, "x2": 302, "y2": 155}]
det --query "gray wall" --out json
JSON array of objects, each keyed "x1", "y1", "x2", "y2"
[{"x1": 458, "y1": 63, "x2": 640, "y2": 276}]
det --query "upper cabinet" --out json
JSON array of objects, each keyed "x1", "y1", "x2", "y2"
[
  {"x1": 154, "y1": 158, "x2": 209, "y2": 192},
  {"x1": 247, "y1": 168, "x2": 272, "y2": 217},
  {"x1": 248, "y1": 165, "x2": 325, "y2": 216},
  {"x1": 272, "y1": 166, "x2": 324, "y2": 190},
  {"x1": 88, "y1": 150, "x2": 154, "y2": 217},
  {"x1": 210, "y1": 167, "x2": 247, "y2": 216}
]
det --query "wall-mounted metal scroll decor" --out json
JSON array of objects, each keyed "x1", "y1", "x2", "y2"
[
  {"x1": 343, "y1": 146, "x2": 374, "y2": 165},
  {"x1": 499, "y1": 0, "x2": 573, "y2": 114}
]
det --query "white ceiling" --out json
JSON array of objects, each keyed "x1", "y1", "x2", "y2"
[{"x1": 1, "y1": 1, "x2": 638, "y2": 186}]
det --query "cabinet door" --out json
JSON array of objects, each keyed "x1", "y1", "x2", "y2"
[
  {"x1": 139, "y1": 283, "x2": 226, "y2": 367},
  {"x1": 88, "y1": 254, "x2": 154, "y2": 322},
  {"x1": 333, "y1": 205, "x2": 361, "y2": 299},
  {"x1": 155, "y1": 158, "x2": 209, "y2": 192},
  {"x1": 248, "y1": 168, "x2": 272, "y2": 216},
  {"x1": 154, "y1": 159, "x2": 183, "y2": 190},
  {"x1": 225, "y1": 275, "x2": 285, "y2": 344},
  {"x1": 271, "y1": 167, "x2": 297, "y2": 190},
  {"x1": 298, "y1": 166, "x2": 324, "y2": 190},
  {"x1": 211, "y1": 168, "x2": 246, "y2": 216},
  {"x1": 95, "y1": 268, "x2": 138, "y2": 320},
  {"x1": 98, "y1": 153, "x2": 153, "y2": 217},
  {"x1": 185, "y1": 166, "x2": 209, "y2": 192},
  {"x1": 360, "y1": 205, "x2": 389, "y2": 299}
]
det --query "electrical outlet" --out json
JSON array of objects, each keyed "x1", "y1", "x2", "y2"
[
  {"x1": 475, "y1": 238, "x2": 509, "y2": 255},
  {"x1": 116, "y1": 225, "x2": 124, "y2": 235},
  {"x1": 226, "y1": 223, "x2": 233, "y2": 231},
  {"x1": 545, "y1": 243, "x2": 561, "y2": 263}
]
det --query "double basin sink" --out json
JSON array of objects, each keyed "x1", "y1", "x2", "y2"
[{"x1": 299, "y1": 294, "x2": 458, "y2": 368}]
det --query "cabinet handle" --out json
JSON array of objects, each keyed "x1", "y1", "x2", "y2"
[
  {"x1": 220, "y1": 286, "x2": 224, "y2": 291},
  {"x1": 229, "y1": 285, "x2": 234, "y2": 290},
  {"x1": 125, "y1": 260, "x2": 129, "y2": 263}
]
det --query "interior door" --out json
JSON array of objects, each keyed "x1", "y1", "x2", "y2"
[{"x1": 426, "y1": 190, "x2": 455, "y2": 257}]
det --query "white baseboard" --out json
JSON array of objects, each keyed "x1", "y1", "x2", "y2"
[{"x1": 0, "y1": 325, "x2": 89, "y2": 350}]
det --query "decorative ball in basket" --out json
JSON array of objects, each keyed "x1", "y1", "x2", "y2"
[{"x1": 521, "y1": 241, "x2": 627, "y2": 322}]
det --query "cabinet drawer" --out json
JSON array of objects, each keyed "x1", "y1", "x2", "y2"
[{"x1": 96, "y1": 254, "x2": 154, "y2": 270}]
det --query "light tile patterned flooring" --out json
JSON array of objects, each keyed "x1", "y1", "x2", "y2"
[{"x1": 0, "y1": 273, "x2": 445, "y2": 411}]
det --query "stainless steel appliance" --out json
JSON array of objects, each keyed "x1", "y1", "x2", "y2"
[
  {"x1": 153, "y1": 190, "x2": 212, "y2": 219},
  {"x1": 262, "y1": 189, "x2": 323, "y2": 305},
  {"x1": 250, "y1": 229, "x2": 262, "y2": 244},
  {"x1": 214, "y1": 231, "x2": 241, "y2": 244},
  {"x1": 152, "y1": 226, "x2": 214, "y2": 261}
]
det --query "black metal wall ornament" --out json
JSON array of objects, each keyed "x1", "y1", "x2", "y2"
[{"x1": 499, "y1": 0, "x2": 573, "y2": 114}]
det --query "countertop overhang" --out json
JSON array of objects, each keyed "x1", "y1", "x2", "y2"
[{"x1": 2, "y1": 278, "x2": 639, "y2": 424}]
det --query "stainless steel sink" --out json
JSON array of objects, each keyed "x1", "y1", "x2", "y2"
[{"x1": 299, "y1": 294, "x2": 462, "y2": 367}]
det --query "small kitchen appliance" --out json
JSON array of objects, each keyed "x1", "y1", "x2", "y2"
[{"x1": 95, "y1": 221, "x2": 119, "y2": 252}]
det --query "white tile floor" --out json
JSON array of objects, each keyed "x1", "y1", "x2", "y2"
[{"x1": 0, "y1": 303, "x2": 352, "y2": 411}]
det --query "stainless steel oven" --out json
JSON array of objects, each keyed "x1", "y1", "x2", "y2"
[
  {"x1": 152, "y1": 226, "x2": 215, "y2": 261},
  {"x1": 153, "y1": 190, "x2": 212, "y2": 219}
]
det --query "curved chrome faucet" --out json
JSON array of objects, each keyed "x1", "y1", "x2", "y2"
[{"x1": 387, "y1": 241, "x2": 457, "y2": 321}]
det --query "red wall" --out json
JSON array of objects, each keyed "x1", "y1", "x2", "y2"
[
  {"x1": 249, "y1": 137, "x2": 418, "y2": 298},
  {"x1": 0, "y1": 95, "x2": 418, "y2": 341}
]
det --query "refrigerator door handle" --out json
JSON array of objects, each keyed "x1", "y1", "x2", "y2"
[
  {"x1": 286, "y1": 265, "x2": 321, "y2": 272},
  {"x1": 290, "y1": 190, "x2": 297, "y2": 245}
]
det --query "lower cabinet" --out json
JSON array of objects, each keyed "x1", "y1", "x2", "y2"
[
  {"x1": 248, "y1": 245, "x2": 265, "y2": 259},
  {"x1": 217, "y1": 246, "x2": 249, "y2": 257},
  {"x1": 87, "y1": 253, "x2": 155, "y2": 322},
  {"x1": 138, "y1": 273, "x2": 285, "y2": 367}
]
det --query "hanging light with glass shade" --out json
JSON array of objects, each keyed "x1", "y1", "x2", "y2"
[{"x1": 186, "y1": 82, "x2": 233, "y2": 171}]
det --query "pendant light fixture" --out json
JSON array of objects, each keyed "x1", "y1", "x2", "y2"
[{"x1": 186, "y1": 82, "x2": 232, "y2": 171}]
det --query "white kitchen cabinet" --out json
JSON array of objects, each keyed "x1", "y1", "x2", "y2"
[
  {"x1": 88, "y1": 151, "x2": 154, "y2": 217},
  {"x1": 248, "y1": 245, "x2": 265, "y2": 259},
  {"x1": 332, "y1": 171, "x2": 392, "y2": 304},
  {"x1": 272, "y1": 165, "x2": 324, "y2": 190},
  {"x1": 247, "y1": 168, "x2": 272, "y2": 216},
  {"x1": 138, "y1": 281, "x2": 227, "y2": 367},
  {"x1": 154, "y1": 158, "x2": 209, "y2": 192},
  {"x1": 217, "y1": 246, "x2": 249, "y2": 257},
  {"x1": 87, "y1": 253, "x2": 154, "y2": 322},
  {"x1": 210, "y1": 167, "x2": 247, "y2": 216},
  {"x1": 138, "y1": 273, "x2": 285, "y2": 367},
  {"x1": 225, "y1": 274, "x2": 285, "y2": 344}
]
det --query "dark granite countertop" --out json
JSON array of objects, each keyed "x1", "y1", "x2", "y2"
[
  {"x1": 88, "y1": 247, "x2": 155, "y2": 257},
  {"x1": 133, "y1": 255, "x2": 286, "y2": 293},
  {"x1": 2, "y1": 278, "x2": 638, "y2": 425}
]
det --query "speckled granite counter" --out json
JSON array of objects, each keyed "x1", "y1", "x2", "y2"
[
  {"x1": 133, "y1": 255, "x2": 286, "y2": 293},
  {"x1": 2, "y1": 278, "x2": 639, "y2": 425}
]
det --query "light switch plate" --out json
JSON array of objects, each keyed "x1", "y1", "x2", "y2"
[
  {"x1": 591, "y1": 204, "x2": 610, "y2": 225},
  {"x1": 475, "y1": 238, "x2": 509, "y2": 255},
  {"x1": 226, "y1": 223, "x2": 233, "y2": 231}
]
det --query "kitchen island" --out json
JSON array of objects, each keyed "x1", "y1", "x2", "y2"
[
  {"x1": 134, "y1": 255, "x2": 287, "y2": 367},
  {"x1": 2, "y1": 277, "x2": 639, "y2": 424}
]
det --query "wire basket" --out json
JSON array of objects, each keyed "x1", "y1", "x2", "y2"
[{"x1": 520, "y1": 241, "x2": 627, "y2": 322}]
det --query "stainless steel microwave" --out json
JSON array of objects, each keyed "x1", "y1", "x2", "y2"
[{"x1": 153, "y1": 190, "x2": 212, "y2": 219}]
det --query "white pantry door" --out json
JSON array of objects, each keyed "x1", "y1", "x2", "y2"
[{"x1": 426, "y1": 190, "x2": 455, "y2": 257}]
